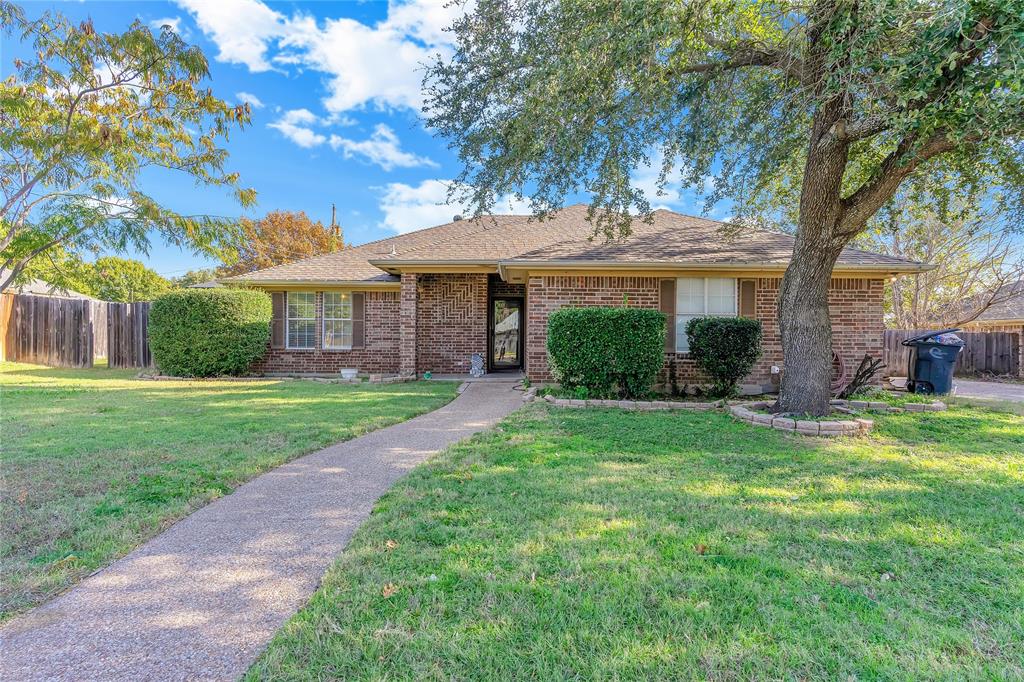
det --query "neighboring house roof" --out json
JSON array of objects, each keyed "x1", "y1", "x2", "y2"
[
  {"x1": 970, "y1": 280, "x2": 1024, "y2": 323},
  {"x1": 1, "y1": 272, "x2": 96, "y2": 300},
  {"x1": 223, "y1": 204, "x2": 929, "y2": 286},
  {"x1": 189, "y1": 281, "x2": 223, "y2": 288}
]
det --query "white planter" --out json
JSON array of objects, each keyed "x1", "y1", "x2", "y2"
[{"x1": 339, "y1": 368, "x2": 358, "y2": 380}]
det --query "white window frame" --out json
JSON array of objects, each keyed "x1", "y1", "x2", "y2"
[
  {"x1": 322, "y1": 292, "x2": 354, "y2": 350},
  {"x1": 675, "y1": 277, "x2": 738, "y2": 353},
  {"x1": 286, "y1": 291, "x2": 316, "y2": 350}
]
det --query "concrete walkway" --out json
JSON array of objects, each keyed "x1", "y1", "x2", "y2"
[
  {"x1": 953, "y1": 378, "x2": 1024, "y2": 402},
  {"x1": 0, "y1": 382, "x2": 522, "y2": 681}
]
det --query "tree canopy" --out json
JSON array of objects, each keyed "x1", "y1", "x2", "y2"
[
  {"x1": 0, "y1": 2, "x2": 255, "y2": 292},
  {"x1": 82, "y1": 256, "x2": 171, "y2": 302},
  {"x1": 425, "y1": 0, "x2": 1024, "y2": 413},
  {"x1": 218, "y1": 210, "x2": 344, "y2": 277}
]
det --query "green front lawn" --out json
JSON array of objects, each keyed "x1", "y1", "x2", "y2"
[
  {"x1": 0, "y1": 362, "x2": 457, "y2": 619},
  {"x1": 250, "y1": 402, "x2": 1023, "y2": 680}
]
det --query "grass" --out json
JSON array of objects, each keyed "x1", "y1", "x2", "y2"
[
  {"x1": 847, "y1": 386, "x2": 937, "y2": 405},
  {"x1": 249, "y1": 402, "x2": 1024, "y2": 680},
  {"x1": 0, "y1": 362, "x2": 458, "y2": 620}
]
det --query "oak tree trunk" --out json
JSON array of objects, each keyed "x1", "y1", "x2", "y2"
[
  {"x1": 776, "y1": 229, "x2": 845, "y2": 415},
  {"x1": 776, "y1": 48, "x2": 851, "y2": 416}
]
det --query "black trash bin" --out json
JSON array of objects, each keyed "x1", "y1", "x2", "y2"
[{"x1": 901, "y1": 328, "x2": 964, "y2": 395}]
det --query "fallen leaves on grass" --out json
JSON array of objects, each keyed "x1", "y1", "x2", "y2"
[{"x1": 381, "y1": 583, "x2": 399, "y2": 598}]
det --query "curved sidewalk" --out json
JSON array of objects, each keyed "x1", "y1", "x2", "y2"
[{"x1": 0, "y1": 382, "x2": 522, "y2": 681}]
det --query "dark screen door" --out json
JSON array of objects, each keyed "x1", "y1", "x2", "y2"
[{"x1": 490, "y1": 298, "x2": 522, "y2": 369}]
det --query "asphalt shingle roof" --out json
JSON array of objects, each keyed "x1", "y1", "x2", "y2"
[
  {"x1": 223, "y1": 204, "x2": 927, "y2": 284},
  {"x1": 974, "y1": 280, "x2": 1024, "y2": 322}
]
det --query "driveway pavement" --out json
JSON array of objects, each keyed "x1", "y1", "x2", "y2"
[
  {"x1": 0, "y1": 382, "x2": 522, "y2": 681},
  {"x1": 953, "y1": 379, "x2": 1024, "y2": 402}
]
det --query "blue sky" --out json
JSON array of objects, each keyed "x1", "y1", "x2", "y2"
[{"x1": 6, "y1": 0, "x2": 720, "y2": 278}]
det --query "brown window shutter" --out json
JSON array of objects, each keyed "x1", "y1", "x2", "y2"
[
  {"x1": 659, "y1": 279, "x2": 676, "y2": 352},
  {"x1": 271, "y1": 292, "x2": 285, "y2": 348},
  {"x1": 739, "y1": 279, "x2": 756, "y2": 318},
  {"x1": 351, "y1": 292, "x2": 365, "y2": 348}
]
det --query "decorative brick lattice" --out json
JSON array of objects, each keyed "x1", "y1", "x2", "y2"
[{"x1": 416, "y1": 274, "x2": 488, "y2": 374}]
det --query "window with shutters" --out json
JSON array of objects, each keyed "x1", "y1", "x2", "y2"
[
  {"x1": 675, "y1": 277, "x2": 737, "y2": 352},
  {"x1": 286, "y1": 292, "x2": 316, "y2": 349},
  {"x1": 322, "y1": 292, "x2": 353, "y2": 349}
]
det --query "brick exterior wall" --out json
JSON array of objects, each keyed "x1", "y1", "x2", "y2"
[
  {"x1": 525, "y1": 275, "x2": 886, "y2": 389},
  {"x1": 400, "y1": 274, "x2": 418, "y2": 376},
  {"x1": 489, "y1": 274, "x2": 526, "y2": 298},
  {"x1": 253, "y1": 290, "x2": 400, "y2": 375},
  {"x1": 251, "y1": 274, "x2": 885, "y2": 384},
  {"x1": 415, "y1": 273, "x2": 489, "y2": 374}
]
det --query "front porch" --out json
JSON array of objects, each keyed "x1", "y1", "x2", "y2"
[{"x1": 400, "y1": 273, "x2": 526, "y2": 377}]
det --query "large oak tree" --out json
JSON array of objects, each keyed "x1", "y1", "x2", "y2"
[{"x1": 424, "y1": 0, "x2": 1024, "y2": 414}]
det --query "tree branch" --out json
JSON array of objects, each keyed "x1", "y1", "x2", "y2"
[
  {"x1": 837, "y1": 132, "x2": 960, "y2": 236},
  {"x1": 671, "y1": 44, "x2": 808, "y2": 84}
]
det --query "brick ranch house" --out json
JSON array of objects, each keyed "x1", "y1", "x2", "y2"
[{"x1": 223, "y1": 205, "x2": 929, "y2": 390}]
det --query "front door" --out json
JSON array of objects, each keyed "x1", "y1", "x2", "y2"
[{"x1": 489, "y1": 297, "x2": 523, "y2": 370}]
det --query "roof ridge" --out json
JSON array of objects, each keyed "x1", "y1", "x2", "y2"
[{"x1": 366, "y1": 205, "x2": 591, "y2": 260}]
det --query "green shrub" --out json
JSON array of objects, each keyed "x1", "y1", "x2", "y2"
[
  {"x1": 149, "y1": 288, "x2": 272, "y2": 377},
  {"x1": 547, "y1": 307, "x2": 665, "y2": 398},
  {"x1": 685, "y1": 316, "x2": 763, "y2": 398}
]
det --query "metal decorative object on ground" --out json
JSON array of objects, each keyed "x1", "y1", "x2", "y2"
[{"x1": 469, "y1": 353, "x2": 486, "y2": 378}]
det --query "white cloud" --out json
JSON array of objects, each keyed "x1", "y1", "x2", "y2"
[
  {"x1": 235, "y1": 91, "x2": 265, "y2": 109},
  {"x1": 149, "y1": 16, "x2": 186, "y2": 37},
  {"x1": 174, "y1": 0, "x2": 286, "y2": 72},
  {"x1": 175, "y1": 0, "x2": 467, "y2": 114},
  {"x1": 328, "y1": 124, "x2": 437, "y2": 171},
  {"x1": 267, "y1": 109, "x2": 325, "y2": 148},
  {"x1": 630, "y1": 149, "x2": 682, "y2": 210},
  {"x1": 379, "y1": 179, "x2": 529, "y2": 234},
  {"x1": 630, "y1": 148, "x2": 716, "y2": 212}
]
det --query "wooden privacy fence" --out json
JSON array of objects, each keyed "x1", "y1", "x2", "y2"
[
  {"x1": 0, "y1": 293, "x2": 95, "y2": 367},
  {"x1": 883, "y1": 329, "x2": 1021, "y2": 377},
  {"x1": 1, "y1": 293, "x2": 153, "y2": 368},
  {"x1": 107, "y1": 302, "x2": 152, "y2": 368}
]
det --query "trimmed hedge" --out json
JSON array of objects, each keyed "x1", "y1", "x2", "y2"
[
  {"x1": 685, "y1": 316, "x2": 763, "y2": 398},
  {"x1": 547, "y1": 307, "x2": 665, "y2": 398},
  {"x1": 149, "y1": 288, "x2": 272, "y2": 377}
]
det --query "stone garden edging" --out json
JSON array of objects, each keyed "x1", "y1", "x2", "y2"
[
  {"x1": 525, "y1": 390, "x2": 947, "y2": 438},
  {"x1": 530, "y1": 392, "x2": 723, "y2": 411},
  {"x1": 728, "y1": 398, "x2": 947, "y2": 437}
]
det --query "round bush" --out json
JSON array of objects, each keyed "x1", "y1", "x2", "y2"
[
  {"x1": 685, "y1": 316, "x2": 763, "y2": 398},
  {"x1": 547, "y1": 307, "x2": 665, "y2": 398},
  {"x1": 149, "y1": 288, "x2": 272, "y2": 377}
]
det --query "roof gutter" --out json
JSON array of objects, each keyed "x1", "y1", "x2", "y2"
[
  {"x1": 496, "y1": 259, "x2": 934, "y2": 279},
  {"x1": 219, "y1": 278, "x2": 400, "y2": 288}
]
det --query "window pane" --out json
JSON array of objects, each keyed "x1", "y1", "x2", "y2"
[
  {"x1": 287, "y1": 292, "x2": 315, "y2": 319},
  {"x1": 676, "y1": 278, "x2": 705, "y2": 314},
  {"x1": 288, "y1": 319, "x2": 315, "y2": 348},
  {"x1": 676, "y1": 314, "x2": 697, "y2": 352},
  {"x1": 706, "y1": 278, "x2": 737, "y2": 315},
  {"x1": 323, "y1": 320, "x2": 353, "y2": 349},
  {"x1": 323, "y1": 292, "x2": 351, "y2": 319}
]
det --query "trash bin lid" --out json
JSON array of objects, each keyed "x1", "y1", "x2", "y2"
[{"x1": 901, "y1": 328, "x2": 960, "y2": 346}]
